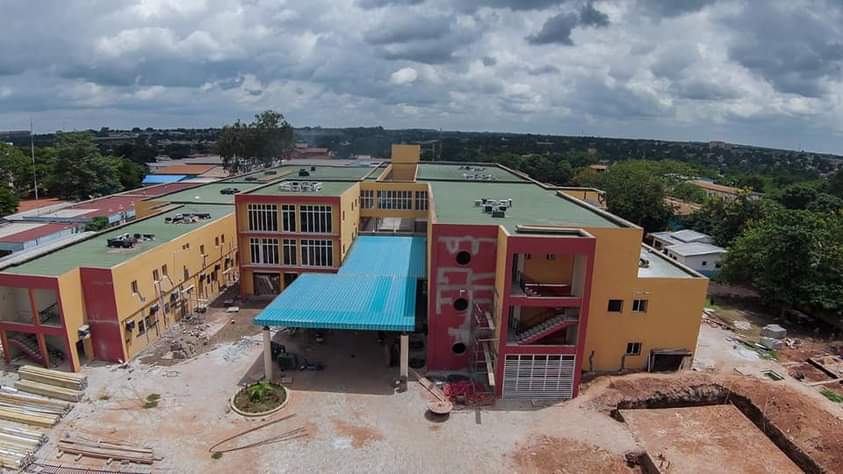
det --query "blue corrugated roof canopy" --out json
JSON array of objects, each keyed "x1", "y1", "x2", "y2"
[
  {"x1": 142, "y1": 174, "x2": 187, "y2": 185},
  {"x1": 254, "y1": 236, "x2": 425, "y2": 332}
]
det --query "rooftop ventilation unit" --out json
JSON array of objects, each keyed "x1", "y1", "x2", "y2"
[
  {"x1": 458, "y1": 165, "x2": 487, "y2": 172},
  {"x1": 310, "y1": 166, "x2": 317, "y2": 171},
  {"x1": 165, "y1": 213, "x2": 212, "y2": 224},
  {"x1": 132, "y1": 233, "x2": 155, "y2": 241},
  {"x1": 244, "y1": 176, "x2": 258, "y2": 181},
  {"x1": 464, "y1": 173, "x2": 495, "y2": 181},
  {"x1": 106, "y1": 233, "x2": 138, "y2": 249},
  {"x1": 298, "y1": 168, "x2": 310, "y2": 177},
  {"x1": 279, "y1": 181, "x2": 323, "y2": 192},
  {"x1": 220, "y1": 187, "x2": 240, "y2": 195},
  {"x1": 491, "y1": 208, "x2": 507, "y2": 218},
  {"x1": 639, "y1": 257, "x2": 650, "y2": 268},
  {"x1": 264, "y1": 170, "x2": 277, "y2": 175}
]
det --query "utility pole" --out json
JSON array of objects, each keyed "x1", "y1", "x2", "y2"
[{"x1": 30, "y1": 118, "x2": 38, "y2": 200}]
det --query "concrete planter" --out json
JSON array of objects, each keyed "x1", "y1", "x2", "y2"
[{"x1": 229, "y1": 384, "x2": 289, "y2": 417}]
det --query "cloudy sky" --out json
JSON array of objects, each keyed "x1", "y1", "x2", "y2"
[{"x1": 1, "y1": 0, "x2": 842, "y2": 153}]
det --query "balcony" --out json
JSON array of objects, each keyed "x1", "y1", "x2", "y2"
[{"x1": 512, "y1": 272, "x2": 572, "y2": 297}]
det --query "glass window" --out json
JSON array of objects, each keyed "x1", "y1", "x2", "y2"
[
  {"x1": 282, "y1": 204, "x2": 296, "y2": 232},
  {"x1": 300, "y1": 239, "x2": 334, "y2": 267},
  {"x1": 247, "y1": 204, "x2": 278, "y2": 231},
  {"x1": 626, "y1": 342, "x2": 642, "y2": 355},
  {"x1": 377, "y1": 190, "x2": 412, "y2": 210},
  {"x1": 249, "y1": 238, "x2": 280, "y2": 265},
  {"x1": 632, "y1": 299, "x2": 648, "y2": 313},
  {"x1": 300, "y1": 205, "x2": 332, "y2": 233},
  {"x1": 361, "y1": 190, "x2": 374, "y2": 209},
  {"x1": 608, "y1": 299, "x2": 623, "y2": 312},
  {"x1": 415, "y1": 191, "x2": 428, "y2": 210},
  {"x1": 283, "y1": 239, "x2": 297, "y2": 265}
]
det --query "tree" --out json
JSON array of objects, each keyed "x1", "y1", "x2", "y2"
[
  {"x1": 720, "y1": 209, "x2": 843, "y2": 315},
  {"x1": 0, "y1": 184, "x2": 19, "y2": 216},
  {"x1": 599, "y1": 161, "x2": 673, "y2": 232},
  {"x1": 775, "y1": 183, "x2": 819, "y2": 210},
  {"x1": 808, "y1": 193, "x2": 843, "y2": 213},
  {"x1": 217, "y1": 111, "x2": 294, "y2": 174},
  {"x1": 827, "y1": 168, "x2": 843, "y2": 199},
  {"x1": 84, "y1": 216, "x2": 110, "y2": 232},
  {"x1": 46, "y1": 133, "x2": 125, "y2": 200},
  {"x1": 0, "y1": 143, "x2": 31, "y2": 196},
  {"x1": 686, "y1": 192, "x2": 768, "y2": 247}
]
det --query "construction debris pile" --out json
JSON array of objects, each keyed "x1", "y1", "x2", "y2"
[
  {"x1": 0, "y1": 366, "x2": 87, "y2": 469},
  {"x1": 163, "y1": 318, "x2": 210, "y2": 360}
]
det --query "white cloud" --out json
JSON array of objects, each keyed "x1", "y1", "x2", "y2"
[
  {"x1": 390, "y1": 67, "x2": 419, "y2": 85},
  {"x1": 0, "y1": 0, "x2": 842, "y2": 153}
]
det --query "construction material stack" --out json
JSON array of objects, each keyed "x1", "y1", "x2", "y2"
[
  {"x1": 15, "y1": 366, "x2": 86, "y2": 402},
  {"x1": 0, "y1": 366, "x2": 88, "y2": 469}
]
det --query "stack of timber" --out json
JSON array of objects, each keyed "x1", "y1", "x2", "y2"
[
  {"x1": 18, "y1": 366, "x2": 87, "y2": 390},
  {"x1": 58, "y1": 437, "x2": 157, "y2": 465},
  {"x1": 0, "y1": 420, "x2": 47, "y2": 469},
  {"x1": 0, "y1": 387, "x2": 71, "y2": 414}
]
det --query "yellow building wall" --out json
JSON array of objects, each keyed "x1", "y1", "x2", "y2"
[
  {"x1": 340, "y1": 184, "x2": 361, "y2": 259},
  {"x1": 56, "y1": 269, "x2": 86, "y2": 371},
  {"x1": 391, "y1": 144, "x2": 421, "y2": 164},
  {"x1": 522, "y1": 254, "x2": 574, "y2": 284},
  {"x1": 581, "y1": 226, "x2": 708, "y2": 371},
  {"x1": 110, "y1": 212, "x2": 238, "y2": 359},
  {"x1": 493, "y1": 226, "x2": 509, "y2": 344}
]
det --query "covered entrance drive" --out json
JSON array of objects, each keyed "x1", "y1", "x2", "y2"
[{"x1": 254, "y1": 236, "x2": 426, "y2": 385}]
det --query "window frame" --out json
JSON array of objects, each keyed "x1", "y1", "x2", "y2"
[
  {"x1": 300, "y1": 239, "x2": 334, "y2": 267},
  {"x1": 415, "y1": 191, "x2": 428, "y2": 210},
  {"x1": 607, "y1": 299, "x2": 624, "y2": 313},
  {"x1": 282, "y1": 204, "x2": 296, "y2": 232},
  {"x1": 282, "y1": 239, "x2": 297, "y2": 266},
  {"x1": 247, "y1": 203, "x2": 279, "y2": 232},
  {"x1": 625, "y1": 342, "x2": 642, "y2": 356},
  {"x1": 299, "y1": 205, "x2": 332, "y2": 233},
  {"x1": 249, "y1": 237, "x2": 280, "y2": 265},
  {"x1": 631, "y1": 299, "x2": 648, "y2": 313}
]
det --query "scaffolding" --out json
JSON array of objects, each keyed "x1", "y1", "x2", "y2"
[{"x1": 469, "y1": 302, "x2": 497, "y2": 397}]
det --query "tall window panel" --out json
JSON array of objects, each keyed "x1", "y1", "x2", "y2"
[
  {"x1": 361, "y1": 190, "x2": 374, "y2": 209},
  {"x1": 377, "y1": 190, "x2": 413, "y2": 210},
  {"x1": 301, "y1": 239, "x2": 334, "y2": 267},
  {"x1": 249, "y1": 238, "x2": 280, "y2": 265},
  {"x1": 415, "y1": 191, "x2": 428, "y2": 210},
  {"x1": 247, "y1": 204, "x2": 278, "y2": 232},
  {"x1": 282, "y1": 239, "x2": 297, "y2": 265},
  {"x1": 281, "y1": 204, "x2": 296, "y2": 232},
  {"x1": 300, "y1": 205, "x2": 332, "y2": 233}
]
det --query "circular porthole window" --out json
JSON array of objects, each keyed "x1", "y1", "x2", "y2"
[
  {"x1": 456, "y1": 251, "x2": 471, "y2": 265},
  {"x1": 453, "y1": 298, "x2": 468, "y2": 311},
  {"x1": 452, "y1": 342, "x2": 467, "y2": 354}
]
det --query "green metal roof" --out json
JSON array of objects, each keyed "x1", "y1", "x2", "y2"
[
  {"x1": 3, "y1": 204, "x2": 233, "y2": 276},
  {"x1": 254, "y1": 236, "x2": 425, "y2": 332},
  {"x1": 427, "y1": 181, "x2": 619, "y2": 231},
  {"x1": 247, "y1": 180, "x2": 356, "y2": 196},
  {"x1": 417, "y1": 163, "x2": 527, "y2": 182},
  {"x1": 280, "y1": 165, "x2": 379, "y2": 181},
  {"x1": 152, "y1": 182, "x2": 266, "y2": 204}
]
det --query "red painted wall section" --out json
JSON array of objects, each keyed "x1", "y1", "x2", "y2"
[
  {"x1": 427, "y1": 223, "x2": 500, "y2": 371},
  {"x1": 79, "y1": 268, "x2": 126, "y2": 362}
]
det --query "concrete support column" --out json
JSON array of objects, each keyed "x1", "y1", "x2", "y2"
[
  {"x1": 399, "y1": 333, "x2": 409, "y2": 383},
  {"x1": 262, "y1": 326, "x2": 273, "y2": 382}
]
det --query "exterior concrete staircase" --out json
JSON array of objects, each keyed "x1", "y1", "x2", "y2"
[
  {"x1": 7, "y1": 334, "x2": 45, "y2": 366},
  {"x1": 515, "y1": 314, "x2": 577, "y2": 345}
]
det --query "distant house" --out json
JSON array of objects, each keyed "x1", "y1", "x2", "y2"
[
  {"x1": 664, "y1": 197, "x2": 701, "y2": 216},
  {"x1": 647, "y1": 230, "x2": 725, "y2": 276},
  {"x1": 689, "y1": 180, "x2": 761, "y2": 201},
  {"x1": 589, "y1": 164, "x2": 609, "y2": 173}
]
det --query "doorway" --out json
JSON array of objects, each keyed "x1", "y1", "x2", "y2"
[{"x1": 283, "y1": 272, "x2": 298, "y2": 289}]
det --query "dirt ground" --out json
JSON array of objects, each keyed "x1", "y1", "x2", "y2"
[
  {"x1": 621, "y1": 405, "x2": 800, "y2": 474},
  {"x1": 9, "y1": 285, "x2": 843, "y2": 473}
]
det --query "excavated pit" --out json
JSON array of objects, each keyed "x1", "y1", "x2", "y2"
[{"x1": 609, "y1": 383, "x2": 821, "y2": 474}]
